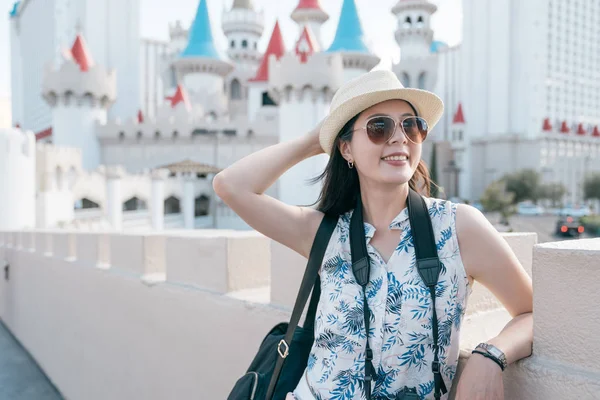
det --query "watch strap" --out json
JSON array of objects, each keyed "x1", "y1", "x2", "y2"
[{"x1": 471, "y1": 349, "x2": 506, "y2": 371}]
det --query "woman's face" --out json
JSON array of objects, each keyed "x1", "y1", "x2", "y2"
[{"x1": 339, "y1": 99, "x2": 423, "y2": 186}]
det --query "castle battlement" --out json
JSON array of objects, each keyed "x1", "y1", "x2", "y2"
[
  {"x1": 0, "y1": 128, "x2": 36, "y2": 158},
  {"x1": 222, "y1": 8, "x2": 265, "y2": 37},
  {"x1": 42, "y1": 61, "x2": 117, "y2": 108},
  {"x1": 268, "y1": 52, "x2": 344, "y2": 103},
  {"x1": 96, "y1": 114, "x2": 245, "y2": 142}
]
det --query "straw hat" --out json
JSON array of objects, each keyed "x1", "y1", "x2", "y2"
[{"x1": 319, "y1": 69, "x2": 444, "y2": 155}]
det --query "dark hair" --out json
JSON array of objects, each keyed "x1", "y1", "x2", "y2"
[{"x1": 311, "y1": 111, "x2": 432, "y2": 216}]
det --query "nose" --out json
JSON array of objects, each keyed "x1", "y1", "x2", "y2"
[{"x1": 388, "y1": 121, "x2": 408, "y2": 145}]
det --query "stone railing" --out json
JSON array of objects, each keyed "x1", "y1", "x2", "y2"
[{"x1": 0, "y1": 230, "x2": 599, "y2": 399}]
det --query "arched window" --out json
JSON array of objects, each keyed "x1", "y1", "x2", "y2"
[
  {"x1": 401, "y1": 72, "x2": 411, "y2": 88},
  {"x1": 195, "y1": 195, "x2": 210, "y2": 217},
  {"x1": 418, "y1": 72, "x2": 426, "y2": 89},
  {"x1": 164, "y1": 196, "x2": 181, "y2": 214},
  {"x1": 123, "y1": 197, "x2": 148, "y2": 211},
  {"x1": 416, "y1": 15, "x2": 424, "y2": 27},
  {"x1": 403, "y1": 16, "x2": 412, "y2": 28},
  {"x1": 254, "y1": 42, "x2": 257, "y2": 50},
  {"x1": 230, "y1": 79, "x2": 242, "y2": 100},
  {"x1": 262, "y1": 91, "x2": 276, "y2": 106},
  {"x1": 230, "y1": 40, "x2": 235, "y2": 49},
  {"x1": 242, "y1": 39, "x2": 248, "y2": 49}
]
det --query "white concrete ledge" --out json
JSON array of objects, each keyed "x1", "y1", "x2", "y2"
[{"x1": 533, "y1": 238, "x2": 600, "y2": 373}]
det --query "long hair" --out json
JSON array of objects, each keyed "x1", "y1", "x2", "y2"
[{"x1": 311, "y1": 112, "x2": 432, "y2": 216}]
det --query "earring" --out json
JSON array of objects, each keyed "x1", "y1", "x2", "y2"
[{"x1": 347, "y1": 160, "x2": 354, "y2": 169}]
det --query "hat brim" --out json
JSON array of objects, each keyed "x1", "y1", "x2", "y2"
[{"x1": 319, "y1": 88, "x2": 444, "y2": 155}]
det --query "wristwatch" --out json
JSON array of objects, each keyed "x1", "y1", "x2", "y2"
[{"x1": 472, "y1": 343, "x2": 508, "y2": 371}]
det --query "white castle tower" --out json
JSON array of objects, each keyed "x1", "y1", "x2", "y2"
[
  {"x1": 42, "y1": 34, "x2": 116, "y2": 171},
  {"x1": 268, "y1": 50, "x2": 344, "y2": 206},
  {"x1": 392, "y1": 0, "x2": 439, "y2": 90},
  {"x1": 222, "y1": 0, "x2": 264, "y2": 66},
  {"x1": 0, "y1": 128, "x2": 36, "y2": 230},
  {"x1": 172, "y1": 0, "x2": 234, "y2": 118},
  {"x1": 325, "y1": 0, "x2": 380, "y2": 83},
  {"x1": 222, "y1": 0, "x2": 265, "y2": 119},
  {"x1": 290, "y1": 0, "x2": 329, "y2": 48}
]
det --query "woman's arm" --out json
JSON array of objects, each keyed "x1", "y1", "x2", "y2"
[
  {"x1": 212, "y1": 127, "x2": 326, "y2": 259},
  {"x1": 453, "y1": 204, "x2": 533, "y2": 399},
  {"x1": 456, "y1": 204, "x2": 533, "y2": 361}
]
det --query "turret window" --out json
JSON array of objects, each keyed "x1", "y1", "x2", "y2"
[
  {"x1": 231, "y1": 79, "x2": 242, "y2": 100},
  {"x1": 401, "y1": 72, "x2": 411, "y2": 88},
  {"x1": 242, "y1": 39, "x2": 248, "y2": 48},
  {"x1": 254, "y1": 42, "x2": 257, "y2": 49},
  {"x1": 403, "y1": 16, "x2": 412, "y2": 28},
  {"x1": 230, "y1": 40, "x2": 235, "y2": 49},
  {"x1": 417, "y1": 15, "x2": 424, "y2": 27},
  {"x1": 418, "y1": 72, "x2": 426, "y2": 89}
]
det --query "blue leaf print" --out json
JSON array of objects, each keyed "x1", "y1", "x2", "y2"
[
  {"x1": 396, "y1": 228, "x2": 414, "y2": 253},
  {"x1": 329, "y1": 281, "x2": 344, "y2": 302},
  {"x1": 435, "y1": 280, "x2": 447, "y2": 298},
  {"x1": 340, "y1": 338, "x2": 362, "y2": 354},
  {"x1": 373, "y1": 365, "x2": 400, "y2": 397},
  {"x1": 454, "y1": 302, "x2": 465, "y2": 330},
  {"x1": 308, "y1": 352, "x2": 317, "y2": 370},
  {"x1": 329, "y1": 369, "x2": 363, "y2": 400},
  {"x1": 436, "y1": 226, "x2": 452, "y2": 251},
  {"x1": 410, "y1": 303, "x2": 430, "y2": 320},
  {"x1": 318, "y1": 353, "x2": 339, "y2": 384},
  {"x1": 326, "y1": 313, "x2": 339, "y2": 325},
  {"x1": 419, "y1": 380, "x2": 435, "y2": 397},
  {"x1": 322, "y1": 255, "x2": 350, "y2": 280},
  {"x1": 399, "y1": 343, "x2": 427, "y2": 370},
  {"x1": 315, "y1": 329, "x2": 346, "y2": 351},
  {"x1": 386, "y1": 272, "x2": 403, "y2": 315},
  {"x1": 367, "y1": 276, "x2": 383, "y2": 299},
  {"x1": 406, "y1": 331, "x2": 430, "y2": 344},
  {"x1": 341, "y1": 303, "x2": 366, "y2": 337}
]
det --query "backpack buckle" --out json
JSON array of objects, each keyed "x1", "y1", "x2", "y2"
[{"x1": 277, "y1": 340, "x2": 289, "y2": 359}]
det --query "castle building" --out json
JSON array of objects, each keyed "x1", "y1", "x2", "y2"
[{"x1": 2, "y1": 0, "x2": 600, "y2": 232}]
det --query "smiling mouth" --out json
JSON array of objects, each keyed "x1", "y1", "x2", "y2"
[{"x1": 381, "y1": 155, "x2": 408, "y2": 161}]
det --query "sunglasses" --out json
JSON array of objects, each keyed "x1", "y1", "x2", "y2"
[{"x1": 353, "y1": 115, "x2": 429, "y2": 145}]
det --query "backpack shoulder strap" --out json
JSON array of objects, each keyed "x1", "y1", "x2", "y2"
[
  {"x1": 266, "y1": 212, "x2": 338, "y2": 400},
  {"x1": 407, "y1": 189, "x2": 448, "y2": 400}
]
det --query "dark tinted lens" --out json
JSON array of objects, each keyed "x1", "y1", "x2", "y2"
[
  {"x1": 402, "y1": 117, "x2": 428, "y2": 143},
  {"x1": 366, "y1": 117, "x2": 395, "y2": 144}
]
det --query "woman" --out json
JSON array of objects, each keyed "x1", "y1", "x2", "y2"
[{"x1": 213, "y1": 70, "x2": 533, "y2": 400}]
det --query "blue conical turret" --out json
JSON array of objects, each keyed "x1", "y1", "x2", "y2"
[
  {"x1": 326, "y1": 0, "x2": 370, "y2": 53},
  {"x1": 181, "y1": 0, "x2": 220, "y2": 58}
]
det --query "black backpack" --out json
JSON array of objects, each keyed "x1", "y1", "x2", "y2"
[{"x1": 227, "y1": 214, "x2": 338, "y2": 400}]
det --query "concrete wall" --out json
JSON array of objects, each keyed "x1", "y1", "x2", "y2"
[{"x1": 0, "y1": 230, "x2": 599, "y2": 399}]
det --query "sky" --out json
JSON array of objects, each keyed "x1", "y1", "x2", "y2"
[{"x1": 0, "y1": 0, "x2": 462, "y2": 99}]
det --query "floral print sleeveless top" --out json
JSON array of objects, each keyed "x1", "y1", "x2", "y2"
[{"x1": 293, "y1": 197, "x2": 471, "y2": 400}]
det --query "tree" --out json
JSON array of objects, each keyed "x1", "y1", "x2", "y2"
[
  {"x1": 429, "y1": 143, "x2": 439, "y2": 197},
  {"x1": 584, "y1": 173, "x2": 600, "y2": 201},
  {"x1": 502, "y1": 169, "x2": 541, "y2": 204},
  {"x1": 538, "y1": 182, "x2": 567, "y2": 207},
  {"x1": 481, "y1": 180, "x2": 515, "y2": 225}
]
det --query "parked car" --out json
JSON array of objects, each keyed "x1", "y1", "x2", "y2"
[
  {"x1": 517, "y1": 202, "x2": 545, "y2": 216},
  {"x1": 555, "y1": 216, "x2": 585, "y2": 237},
  {"x1": 558, "y1": 205, "x2": 592, "y2": 218}
]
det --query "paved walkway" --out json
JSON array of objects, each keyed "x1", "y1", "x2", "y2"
[{"x1": 0, "y1": 320, "x2": 63, "y2": 400}]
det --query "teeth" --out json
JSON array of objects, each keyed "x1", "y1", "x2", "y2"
[{"x1": 383, "y1": 155, "x2": 408, "y2": 161}]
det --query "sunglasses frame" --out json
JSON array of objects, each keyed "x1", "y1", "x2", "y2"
[{"x1": 352, "y1": 115, "x2": 429, "y2": 145}]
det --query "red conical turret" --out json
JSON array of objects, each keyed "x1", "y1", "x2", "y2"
[
  {"x1": 250, "y1": 21, "x2": 285, "y2": 82},
  {"x1": 69, "y1": 34, "x2": 95, "y2": 72}
]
